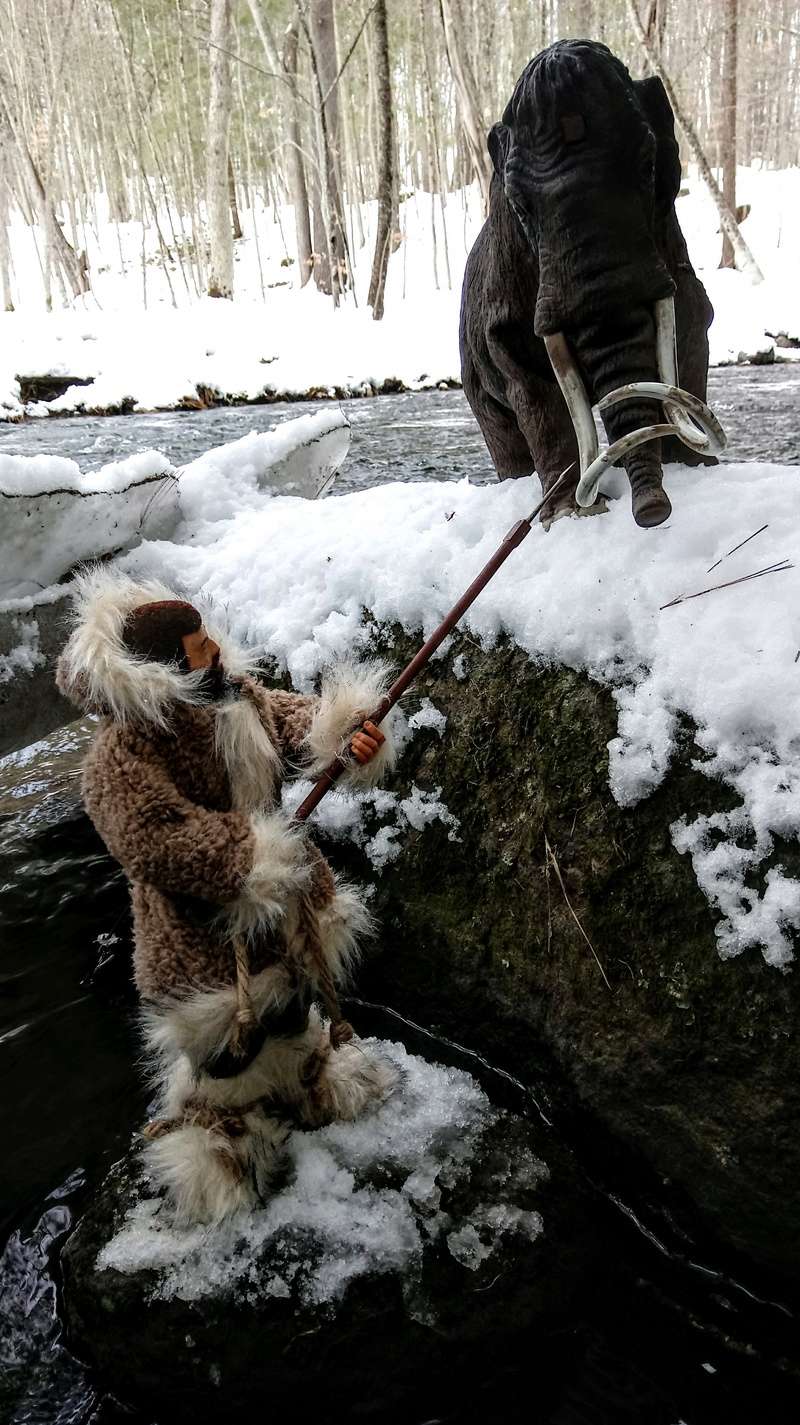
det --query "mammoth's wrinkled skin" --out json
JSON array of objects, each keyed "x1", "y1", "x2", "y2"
[{"x1": 460, "y1": 40, "x2": 714, "y2": 527}]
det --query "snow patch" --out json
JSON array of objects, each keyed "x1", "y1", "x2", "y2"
[
  {"x1": 128, "y1": 462, "x2": 799, "y2": 964},
  {"x1": 96, "y1": 1040, "x2": 542, "y2": 1307}
]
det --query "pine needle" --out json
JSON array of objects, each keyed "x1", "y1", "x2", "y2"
[
  {"x1": 707, "y1": 523, "x2": 769, "y2": 573},
  {"x1": 544, "y1": 835, "x2": 612, "y2": 992},
  {"x1": 660, "y1": 560, "x2": 793, "y2": 611}
]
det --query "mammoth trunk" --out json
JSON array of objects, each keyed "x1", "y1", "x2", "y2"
[{"x1": 569, "y1": 309, "x2": 672, "y2": 527}]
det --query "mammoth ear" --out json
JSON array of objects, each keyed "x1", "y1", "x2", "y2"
[
  {"x1": 634, "y1": 75, "x2": 681, "y2": 208},
  {"x1": 487, "y1": 122, "x2": 510, "y2": 177}
]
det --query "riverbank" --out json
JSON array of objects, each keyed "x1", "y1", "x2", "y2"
[{"x1": 2, "y1": 166, "x2": 799, "y2": 423}]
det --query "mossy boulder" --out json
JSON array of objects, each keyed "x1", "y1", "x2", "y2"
[
  {"x1": 334, "y1": 631, "x2": 800, "y2": 1277},
  {"x1": 61, "y1": 1044, "x2": 596, "y2": 1424}
]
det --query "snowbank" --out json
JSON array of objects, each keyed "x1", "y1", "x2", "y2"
[
  {"x1": 124, "y1": 461, "x2": 800, "y2": 966},
  {"x1": 1, "y1": 167, "x2": 798, "y2": 421}
]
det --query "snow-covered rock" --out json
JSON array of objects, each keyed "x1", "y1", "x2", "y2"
[
  {"x1": 62, "y1": 1042, "x2": 592, "y2": 1423},
  {"x1": 0, "y1": 409, "x2": 350, "y2": 754}
]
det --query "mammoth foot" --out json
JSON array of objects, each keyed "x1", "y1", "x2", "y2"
[
  {"x1": 630, "y1": 479, "x2": 672, "y2": 529},
  {"x1": 541, "y1": 494, "x2": 608, "y2": 531}
]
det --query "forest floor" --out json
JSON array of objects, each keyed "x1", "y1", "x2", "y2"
[{"x1": 1, "y1": 165, "x2": 799, "y2": 421}]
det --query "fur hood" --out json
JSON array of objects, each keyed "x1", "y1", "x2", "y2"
[{"x1": 56, "y1": 566, "x2": 254, "y2": 728}]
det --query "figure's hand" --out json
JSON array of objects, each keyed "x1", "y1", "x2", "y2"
[{"x1": 350, "y1": 719, "x2": 385, "y2": 765}]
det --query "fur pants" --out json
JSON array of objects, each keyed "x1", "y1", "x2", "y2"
[{"x1": 142, "y1": 1007, "x2": 395, "y2": 1224}]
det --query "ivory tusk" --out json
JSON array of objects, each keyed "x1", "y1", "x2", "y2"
[
  {"x1": 655, "y1": 296, "x2": 715, "y2": 451},
  {"x1": 543, "y1": 332, "x2": 599, "y2": 481},
  {"x1": 544, "y1": 318, "x2": 727, "y2": 510}
]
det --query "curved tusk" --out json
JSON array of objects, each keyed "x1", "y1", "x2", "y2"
[
  {"x1": 544, "y1": 321, "x2": 727, "y2": 511},
  {"x1": 654, "y1": 295, "x2": 721, "y2": 452},
  {"x1": 577, "y1": 380, "x2": 726, "y2": 507},
  {"x1": 543, "y1": 332, "x2": 599, "y2": 481}
]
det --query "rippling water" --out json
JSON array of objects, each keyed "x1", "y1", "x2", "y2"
[
  {"x1": 1, "y1": 366, "x2": 799, "y2": 487},
  {"x1": 2, "y1": 374, "x2": 800, "y2": 1423}
]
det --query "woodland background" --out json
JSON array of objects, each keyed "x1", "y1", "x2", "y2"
[{"x1": 0, "y1": 0, "x2": 797, "y2": 320}]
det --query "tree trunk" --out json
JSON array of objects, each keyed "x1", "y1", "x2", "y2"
[
  {"x1": 228, "y1": 155, "x2": 243, "y2": 241},
  {"x1": 719, "y1": 0, "x2": 738, "y2": 269},
  {"x1": 281, "y1": 17, "x2": 313, "y2": 286},
  {"x1": 625, "y1": 0, "x2": 762, "y2": 283},
  {"x1": 0, "y1": 93, "x2": 88, "y2": 304},
  {"x1": 247, "y1": 0, "x2": 313, "y2": 288},
  {"x1": 307, "y1": 0, "x2": 349, "y2": 303},
  {"x1": 438, "y1": 0, "x2": 492, "y2": 210},
  {"x1": 367, "y1": 0, "x2": 395, "y2": 320},
  {"x1": 206, "y1": 0, "x2": 234, "y2": 298}
]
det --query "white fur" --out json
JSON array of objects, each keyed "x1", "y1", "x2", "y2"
[
  {"x1": 141, "y1": 1005, "x2": 397, "y2": 1222},
  {"x1": 227, "y1": 810, "x2": 312, "y2": 939},
  {"x1": 213, "y1": 694, "x2": 282, "y2": 812},
  {"x1": 140, "y1": 959, "x2": 298, "y2": 1075},
  {"x1": 304, "y1": 660, "x2": 398, "y2": 787},
  {"x1": 57, "y1": 567, "x2": 212, "y2": 726}
]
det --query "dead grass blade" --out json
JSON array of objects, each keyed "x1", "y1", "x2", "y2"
[
  {"x1": 660, "y1": 560, "x2": 793, "y2": 611},
  {"x1": 706, "y1": 523, "x2": 769, "y2": 573},
  {"x1": 544, "y1": 834, "x2": 612, "y2": 992}
]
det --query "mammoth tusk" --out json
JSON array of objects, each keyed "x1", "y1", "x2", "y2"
[
  {"x1": 544, "y1": 318, "x2": 727, "y2": 510},
  {"x1": 543, "y1": 332, "x2": 599, "y2": 480},
  {"x1": 654, "y1": 295, "x2": 721, "y2": 452}
]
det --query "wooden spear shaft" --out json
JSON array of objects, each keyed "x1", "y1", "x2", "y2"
[{"x1": 293, "y1": 471, "x2": 569, "y2": 823}]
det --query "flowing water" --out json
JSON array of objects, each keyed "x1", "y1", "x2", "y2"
[{"x1": 2, "y1": 370, "x2": 800, "y2": 1425}]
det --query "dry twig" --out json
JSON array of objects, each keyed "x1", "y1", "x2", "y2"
[
  {"x1": 707, "y1": 523, "x2": 769, "y2": 573},
  {"x1": 660, "y1": 560, "x2": 793, "y2": 611},
  {"x1": 543, "y1": 834, "x2": 612, "y2": 992}
]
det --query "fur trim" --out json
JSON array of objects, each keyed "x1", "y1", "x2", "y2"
[
  {"x1": 304, "y1": 660, "x2": 397, "y2": 787},
  {"x1": 141, "y1": 1006, "x2": 397, "y2": 1222},
  {"x1": 316, "y1": 879, "x2": 374, "y2": 986},
  {"x1": 55, "y1": 566, "x2": 254, "y2": 728},
  {"x1": 214, "y1": 693, "x2": 282, "y2": 812},
  {"x1": 140, "y1": 959, "x2": 299, "y2": 1075},
  {"x1": 143, "y1": 1112, "x2": 291, "y2": 1224},
  {"x1": 227, "y1": 810, "x2": 311, "y2": 939}
]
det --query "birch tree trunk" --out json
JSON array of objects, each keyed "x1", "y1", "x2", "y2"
[
  {"x1": 206, "y1": 0, "x2": 234, "y2": 298},
  {"x1": 626, "y1": 0, "x2": 763, "y2": 283},
  {"x1": 438, "y1": 0, "x2": 492, "y2": 210},
  {"x1": 367, "y1": 0, "x2": 395, "y2": 320},
  {"x1": 282, "y1": 16, "x2": 314, "y2": 286},
  {"x1": 719, "y1": 0, "x2": 738, "y2": 269},
  {"x1": 307, "y1": 0, "x2": 349, "y2": 303}
]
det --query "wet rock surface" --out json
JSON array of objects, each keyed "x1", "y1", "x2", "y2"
[
  {"x1": 61, "y1": 1043, "x2": 595, "y2": 1424},
  {"x1": 339, "y1": 632, "x2": 800, "y2": 1278}
]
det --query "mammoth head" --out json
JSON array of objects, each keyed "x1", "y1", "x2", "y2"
[{"x1": 488, "y1": 40, "x2": 681, "y2": 335}]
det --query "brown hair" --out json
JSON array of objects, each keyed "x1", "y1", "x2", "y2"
[{"x1": 122, "y1": 600, "x2": 202, "y2": 667}]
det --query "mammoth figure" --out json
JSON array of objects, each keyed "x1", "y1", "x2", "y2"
[{"x1": 460, "y1": 40, "x2": 722, "y2": 527}]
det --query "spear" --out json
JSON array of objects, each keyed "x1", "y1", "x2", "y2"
[{"x1": 293, "y1": 467, "x2": 571, "y2": 823}]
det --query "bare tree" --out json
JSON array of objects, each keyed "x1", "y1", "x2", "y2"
[
  {"x1": 207, "y1": 0, "x2": 234, "y2": 298},
  {"x1": 367, "y1": 0, "x2": 396, "y2": 319},
  {"x1": 626, "y1": 0, "x2": 763, "y2": 282},
  {"x1": 438, "y1": 0, "x2": 493, "y2": 210},
  {"x1": 719, "y1": 0, "x2": 738, "y2": 268}
]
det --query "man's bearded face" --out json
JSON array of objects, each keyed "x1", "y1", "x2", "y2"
[{"x1": 181, "y1": 626, "x2": 231, "y2": 701}]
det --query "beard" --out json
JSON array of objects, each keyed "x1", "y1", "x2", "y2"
[{"x1": 197, "y1": 659, "x2": 237, "y2": 703}]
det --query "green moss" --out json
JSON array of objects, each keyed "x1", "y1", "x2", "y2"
[{"x1": 323, "y1": 627, "x2": 800, "y2": 1275}]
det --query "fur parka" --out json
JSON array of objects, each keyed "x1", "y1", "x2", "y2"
[{"x1": 55, "y1": 570, "x2": 398, "y2": 1223}]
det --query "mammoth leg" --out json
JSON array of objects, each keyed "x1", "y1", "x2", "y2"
[
  {"x1": 503, "y1": 376, "x2": 582, "y2": 518},
  {"x1": 462, "y1": 351, "x2": 535, "y2": 478}
]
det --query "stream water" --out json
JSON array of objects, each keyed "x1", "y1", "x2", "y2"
[{"x1": 2, "y1": 371, "x2": 800, "y2": 1425}]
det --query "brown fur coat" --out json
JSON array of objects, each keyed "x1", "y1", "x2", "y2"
[{"x1": 56, "y1": 570, "x2": 396, "y2": 1072}]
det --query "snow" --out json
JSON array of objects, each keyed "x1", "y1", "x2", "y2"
[
  {"x1": 0, "y1": 409, "x2": 349, "y2": 599},
  {"x1": 1, "y1": 167, "x2": 799, "y2": 421},
  {"x1": 97, "y1": 1039, "x2": 545, "y2": 1306},
  {"x1": 0, "y1": 617, "x2": 43, "y2": 683},
  {"x1": 122, "y1": 460, "x2": 800, "y2": 966},
  {"x1": 281, "y1": 779, "x2": 460, "y2": 873}
]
